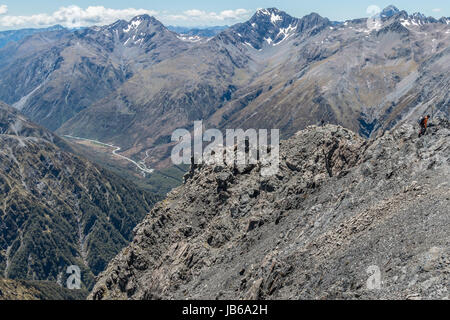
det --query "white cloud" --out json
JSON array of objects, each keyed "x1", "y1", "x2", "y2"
[
  {"x1": 366, "y1": 5, "x2": 381, "y2": 17},
  {"x1": 0, "y1": 5, "x2": 157, "y2": 28},
  {"x1": 0, "y1": 4, "x2": 8, "y2": 15},
  {"x1": 0, "y1": 6, "x2": 251, "y2": 30},
  {"x1": 179, "y1": 8, "x2": 250, "y2": 22},
  {"x1": 184, "y1": 9, "x2": 205, "y2": 18},
  {"x1": 432, "y1": 8, "x2": 442, "y2": 13}
]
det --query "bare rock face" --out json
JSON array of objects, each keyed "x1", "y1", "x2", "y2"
[{"x1": 90, "y1": 120, "x2": 449, "y2": 300}]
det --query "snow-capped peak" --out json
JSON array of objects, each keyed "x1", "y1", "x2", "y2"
[
  {"x1": 256, "y1": 8, "x2": 270, "y2": 15},
  {"x1": 256, "y1": 8, "x2": 279, "y2": 15},
  {"x1": 255, "y1": 8, "x2": 284, "y2": 25},
  {"x1": 233, "y1": 8, "x2": 331, "y2": 50}
]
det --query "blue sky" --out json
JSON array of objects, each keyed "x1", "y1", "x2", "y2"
[{"x1": 0, "y1": 1, "x2": 449, "y2": 30}]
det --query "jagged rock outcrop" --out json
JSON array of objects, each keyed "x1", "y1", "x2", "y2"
[{"x1": 91, "y1": 120, "x2": 449, "y2": 300}]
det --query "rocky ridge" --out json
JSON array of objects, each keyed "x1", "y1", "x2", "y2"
[{"x1": 91, "y1": 119, "x2": 449, "y2": 300}]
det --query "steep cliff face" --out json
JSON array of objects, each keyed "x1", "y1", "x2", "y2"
[
  {"x1": 0, "y1": 103, "x2": 157, "y2": 289},
  {"x1": 91, "y1": 119, "x2": 449, "y2": 300}
]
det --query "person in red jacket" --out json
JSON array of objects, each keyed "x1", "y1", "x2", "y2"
[{"x1": 419, "y1": 115, "x2": 430, "y2": 137}]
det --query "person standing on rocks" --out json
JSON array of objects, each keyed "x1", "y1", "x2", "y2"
[{"x1": 419, "y1": 115, "x2": 430, "y2": 137}]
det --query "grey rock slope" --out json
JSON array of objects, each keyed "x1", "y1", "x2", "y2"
[{"x1": 90, "y1": 119, "x2": 449, "y2": 300}]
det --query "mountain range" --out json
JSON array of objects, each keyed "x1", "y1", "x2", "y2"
[
  {"x1": 0, "y1": 6, "x2": 447, "y2": 173},
  {"x1": 0, "y1": 25, "x2": 68, "y2": 49},
  {"x1": 0, "y1": 5, "x2": 449, "y2": 300},
  {"x1": 167, "y1": 25, "x2": 228, "y2": 40}
]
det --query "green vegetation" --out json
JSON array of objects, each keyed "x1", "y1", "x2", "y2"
[
  {"x1": 0, "y1": 135, "x2": 157, "y2": 291},
  {"x1": 0, "y1": 278, "x2": 88, "y2": 300},
  {"x1": 142, "y1": 165, "x2": 188, "y2": 195}
]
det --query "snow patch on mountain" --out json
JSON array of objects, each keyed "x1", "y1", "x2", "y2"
[
  {"x1": 271, "y1": 13, "x2": 282, "y2": 24},
  {"x1": 177, "y1": 35, "x2": 204, "y2": 42},
  {"x1": 123, "y1": 19, "x2": 142, "y2": 33}
]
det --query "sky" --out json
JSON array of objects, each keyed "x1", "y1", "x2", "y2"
[{"x1": 0, "y1": 0, "x2": 449, "y2": 31}]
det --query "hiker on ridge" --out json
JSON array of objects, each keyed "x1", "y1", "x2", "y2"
[{"x1": 419, "y1": 115, "x2": 430, "y2": 137}]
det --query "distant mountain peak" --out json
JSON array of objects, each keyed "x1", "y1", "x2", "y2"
[
  {"x1": 50, "y1": 24, "x2": 66, "y2": 30},
  {"x1": 300, "y1": 12, "x2": 328, "y2": 26},
  {"x1": 125, "y1": 14, "x2": 165, "y2": 30},
  {"x1": 381, "y1": 5, "x2": 400, "y2": 18},
  {"x1": 248, "y1": 8, "x2": 300, "y2": 30},
  {"x1": 132, "y1": 14, "x2": 152, "y2": 21},
  {"x1": 256, "y1": 7, "x2": 281, "y2": 14},
  {"x1": 102, "y1": 14, "x2": 165, "y2": 34},
  {"x1": 88, "y1": 14, "x2": 177, "y2": 48},
  {"x1": 410, "y1": 12, "x2": 427, "y2": 20},
  {"x1": 373, "y1": 5, "x2": 446, "y2": 27},
  {"x1": 229, "y1": 8, "x2": 330, "y2": 50},
  {"x1": 252, "y1": 7, "x2": 293, "y2": 25},
  {"x1": 228, "y1": 8, "x2": 301, "y2": 49}
]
